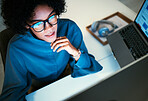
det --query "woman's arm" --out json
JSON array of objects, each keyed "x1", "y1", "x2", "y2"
[{"x1": 0, "y1": 45, "x2": 32, "y2": 101}]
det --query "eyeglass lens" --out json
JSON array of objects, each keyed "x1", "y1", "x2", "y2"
[{"x1": 32, "y1": 15, "x2": 57, "y2": 32}]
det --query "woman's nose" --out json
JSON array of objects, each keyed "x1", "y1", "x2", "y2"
[{"x1": 44, "y1": 21, "x2": 52, "y2": 31}]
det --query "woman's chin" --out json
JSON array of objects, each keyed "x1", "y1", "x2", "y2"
[{"x1": 44, "y1": 37, "x2": 56, "y2": 43}]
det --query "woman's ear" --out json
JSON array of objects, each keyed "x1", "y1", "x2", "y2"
[{"x1": 25, "y1": 25, "x2": 30, "y2": 29}]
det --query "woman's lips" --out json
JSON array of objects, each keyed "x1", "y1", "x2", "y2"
[{"x1": 45, "y1": 32, "x2": 55, "y2": 38}]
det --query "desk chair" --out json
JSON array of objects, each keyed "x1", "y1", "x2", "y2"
[{"x1": 0, "y1": 28, "x2": 15, "y2": 68}]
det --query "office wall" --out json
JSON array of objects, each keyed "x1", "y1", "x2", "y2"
[
  {"x1": 119, "y1": 0, "x2": 145, "y2": 13},
  {"x1": 0, "y1": 1, "x2": 5, "y2": 94}
]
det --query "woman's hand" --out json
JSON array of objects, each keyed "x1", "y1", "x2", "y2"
[{"x1": 50, "y1": 36, "x2": 80, "y2": 61}]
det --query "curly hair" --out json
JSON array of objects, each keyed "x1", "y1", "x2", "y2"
[{"x1": 1, "y1": 0, "x2": 66, "y2": 34}]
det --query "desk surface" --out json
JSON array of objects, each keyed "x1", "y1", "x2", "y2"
[{"x1": 26, "y1": 0, "x2": 136, "y2": 100}]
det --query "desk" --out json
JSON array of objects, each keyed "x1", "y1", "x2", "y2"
[{"x1": 26, "y1": 0, "x2": 136, "y2": 100}]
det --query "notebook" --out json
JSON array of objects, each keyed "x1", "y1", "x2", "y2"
[
  {"x1": 107, "y1": 0, "x2": 148, "y2": 67},
  {"x1": 67, "y1": 54, "x2": 148, "y2": 101}
]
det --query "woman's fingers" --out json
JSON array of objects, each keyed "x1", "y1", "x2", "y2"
[
  {"x1": 50, "y1": 36, "x2": 79, "y2": 59},
  {"x1": 52, "y1": 41, "x2": 69, "y2": 52},
  {"x1": 50, "y1": 37, "x2": 68, "y2": 49},
  {"x1": 56, "y1": 44, "x2": 69, "y2": 52}
]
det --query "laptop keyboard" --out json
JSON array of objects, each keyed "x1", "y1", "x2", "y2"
[{"x1": 119, "y1": 25, "x2": 148, "y2": 60}]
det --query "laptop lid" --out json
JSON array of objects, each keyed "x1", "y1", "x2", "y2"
[
  {"x1": 67, "y1": 55, "x2": 148, "y2": 101},
  {"x1": 135, "y1": 0, "x2": 148, "y2": 41},
  {"x1": 107, "y1": 0, "x2": 148, "y2": 67}
]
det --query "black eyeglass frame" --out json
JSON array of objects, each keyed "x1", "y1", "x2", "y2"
[{"x1": 27, "y1": 10, "x2": 58, "y2": 32}]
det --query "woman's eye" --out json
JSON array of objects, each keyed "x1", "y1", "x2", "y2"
[
  {"x1": 48, "y1": 15, "x2": 55, "y2": 21},
  {"x1": 33, "y1": 22, "x2": 43, "y2": 28}
]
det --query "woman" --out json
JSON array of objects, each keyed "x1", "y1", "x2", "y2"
[{"x1": 0, "y1": 0, "x2": 103, "y2": 100}]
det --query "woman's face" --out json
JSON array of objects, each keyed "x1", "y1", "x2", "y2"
[{"x1": 27, "y1": 5, "x2": 57, "y2": 43}]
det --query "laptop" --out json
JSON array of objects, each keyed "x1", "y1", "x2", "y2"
[
  {"x1": 67, "y1": 54, "x2": 148, "y2": 101},
  {"x1": 106, "y1": 0, "x2": 148, "y2": 67}
]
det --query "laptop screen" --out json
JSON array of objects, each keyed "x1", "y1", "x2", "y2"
[{"x1": 135, "y1": 0, "x2": 148, "y2": 38}]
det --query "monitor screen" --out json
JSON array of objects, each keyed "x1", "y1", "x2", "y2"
[{"x1": 135, "y1": 0, "x2": 148, "y2": 38}]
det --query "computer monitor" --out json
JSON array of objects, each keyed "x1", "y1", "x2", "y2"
[{"x1": 67, "y1": 55, "x2": 148, "y2": 101}]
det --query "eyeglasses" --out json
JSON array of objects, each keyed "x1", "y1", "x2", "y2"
[{"x1": 28, "y1": 10, "x2": 57, "y2": 32}]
